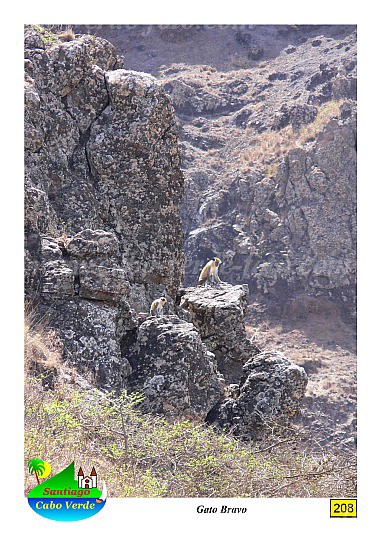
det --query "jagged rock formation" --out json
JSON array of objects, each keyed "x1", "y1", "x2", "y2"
[
  {"x1": 75, "y1": 25, "x2": 357, "y2": 318},
  {"x1": 125, "y1": 316, "x2": 225, "y2": 419},
  {"x1": 176, "y1": 286, "x2": 307, "y2": 433},
  {"x1": 166, "y1": 31, "x2": 357, "y2": 318},
  {"x1": 24, "y1": 28, "x2": 183, "y2": 306},
  {"x1": 120, "y1": 289, "x2": 307, "y2": 430},
  {"x1": 209, "y1": 351, "x2": 308, "y2": 436},
  {"x1": 37, "y1": 229, "x2": 136, "y2": 388},
  {"x1": 90, "y1": 25, "x2": 356, "y2": 320},
  {"x1": 178, "y1": 283, "x2": 257, "y2": 383},
  {"x1": 24, "y1": 28, "x2": 183, "y2": 386}
]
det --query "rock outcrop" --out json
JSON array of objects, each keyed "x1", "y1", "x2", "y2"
[
  {"x1": 72, "y1": 25, "x2": 357, "y2": 320},
  {"x1": 37, "y1": 228, "x2": 136, "y2": 388},
  {"x1": 24, "y1": 26, "x2": 309, "y2": 435},
  {"x1": 153, "y1": 27, "x2": 357, "y2": 319},
  {"x1": 24, "y1": 27, "x2": 183, "y2": 386},
  {"x1": 120, "y1": 288, "x2": 307, "y2": 431},
  {"x1": 25, "y1": 28, "x2": 183, "y2": 308},
  {"x1": 178, "y1": 283, "x2": 257, "y2": 383},
  {"x1": 258, "y1": 113, "x2": 357, "y2": 308},
  {"x1": 125, "y1": 316, "x2": 225, "y2": 419},
  {"x1": 209, "y1": 351, "x2": 308, "y2": 436}
]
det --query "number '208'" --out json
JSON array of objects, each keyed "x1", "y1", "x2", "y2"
[{"x1": 333, "y1": 502, "x2": 354, "y2": 513}]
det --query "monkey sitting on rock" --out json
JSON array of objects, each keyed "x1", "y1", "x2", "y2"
[
  {"x1": 198, "y1": 257, "x2": 222, "y2": 287},
  {"x1": 150, "y1": 297, "x2": 167, "y2": 317}
]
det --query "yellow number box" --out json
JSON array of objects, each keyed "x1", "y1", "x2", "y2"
[{"x1": 330, "y1": 499, "x2": 357, "y2": 518}]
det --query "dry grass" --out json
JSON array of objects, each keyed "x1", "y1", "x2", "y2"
[
  {"x1": 240, "y1": 125, "x2": 296, "y2": 167},
  {"x1": 24, "y1": 374, "x2": 356, "y2": 498},
  {"x1": 24, "y1": 305, "x2": 64, "y2": 387},
  {"x1": 240, "y1": 100, "x2": 345, "y2": 168},
  {"x1": 58, "y1": 27, "x2": 76, "y2": 42},
  {"x1": 31, "y1": 25, "x2": 77, "y2": 47},
  {"x1": 299, "y1": 100, "x2": 344, "y2": 141},
  {"x1": 230, "y1": 56, "x2": 255, "y2": 69}
]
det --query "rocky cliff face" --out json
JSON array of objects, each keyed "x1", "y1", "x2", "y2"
[
  {"x1": 25, "y1": 28, "x2": 183, "y2": 387},
  {"x1": 71, "y1": 25, "x2": 356, "y2": 319}
]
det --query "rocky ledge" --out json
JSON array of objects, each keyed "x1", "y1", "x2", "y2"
[
  {"x1": 178, "y1": 283, "x2": 256, "y2": 383},
  {"x1": 175, "y1": 285, "x2": 308, "y2": 433}
]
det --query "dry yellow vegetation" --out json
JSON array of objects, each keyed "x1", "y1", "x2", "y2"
[{"x1": 240, "y1": 99, "x2": 346, "y2": 168}]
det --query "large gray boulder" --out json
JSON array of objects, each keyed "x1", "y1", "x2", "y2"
[
  {"x1": 125, "y1": 316, "x2": 225, "y2": 419},
  {"x1": 210, "y1": 351, "x2": 308, "y2": 436}
]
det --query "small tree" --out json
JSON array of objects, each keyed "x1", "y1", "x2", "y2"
[{"x1": 28, "y1": 458, "x2": 45, "y2": 485}]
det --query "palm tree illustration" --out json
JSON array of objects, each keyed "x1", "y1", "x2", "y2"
[{"x1": 28, "y1": 458, "x2": 45, "y2": 485}]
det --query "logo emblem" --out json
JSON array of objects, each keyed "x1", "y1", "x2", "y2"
[{"x1": 27, "y1": 460, "x2": 107, "y2": 522}]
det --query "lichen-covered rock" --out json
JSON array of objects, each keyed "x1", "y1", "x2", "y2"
[
  {"x1": 125, "y1": 316, "x2": 225, "y2": 419},
  {"x1": 24, "y1": 28, "x2": 184, "y2": 384},
  {"x1": 24, "y1": 34, "x2": 118, "y2": 97},
  {"x1": 78, "y1": 265, "x2": 130, "y2": 302},
  {"x1": 41, "y1": 260, "x2": 75, "y2": 296},
  {"x1": 66, "y1": 229, "x2": 120, "y2": 259},
  {"x1": 65, "y1": 65, "x2": 109, "y2": 134},
  {"x1": 87, "y1": 69, "x2": 184, "y2": 303},
  {"x1": 210, "y1": 351, "x2": 308, "y2": 436},
  {"x1": 40, "y1": 298, "x2": 133, "y2": 388},
  {"x1": 36, "y1": 229, "x2": 136, "y2": 387},
  {"x1": 25, "y1": 29, "x2": 183, "y2": 309},
  {"x1": 24, "y1": 185, "x2": 58, "y2": 236},
  {"x1": 178, "y1": 284, "x2": 258, "y2": 383}
]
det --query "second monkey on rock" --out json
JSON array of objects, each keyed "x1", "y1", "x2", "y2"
[{"x1": 150, "y1": 297, "x2": 167, "y2": 316}]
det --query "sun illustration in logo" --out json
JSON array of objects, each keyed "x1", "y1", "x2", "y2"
[{"x1": 28, "y1": 458, "x2": 51, "y2": 485}]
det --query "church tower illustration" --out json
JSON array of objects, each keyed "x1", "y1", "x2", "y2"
[{"x1": 77, "y1": 466, "x2": 97, "y2": 489}]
